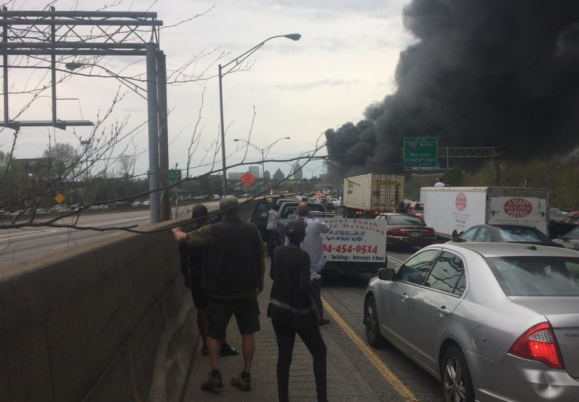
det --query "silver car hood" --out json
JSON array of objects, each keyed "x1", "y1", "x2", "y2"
[{"x1": 510, "y1": 296, "x2": 579, "y2": 378}]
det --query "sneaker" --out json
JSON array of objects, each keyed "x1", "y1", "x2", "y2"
[
  {"x1": 220, "y1": 344, "x2": 240, "y2": 357},
  {"x1": 318, "y1": 318, "x2": 330, "y2": 326},
  {"x1": 200, "y1": 372, "x2": 223, "y2": 391},
  {"x1": 231, "y1": 373, "x2": 251, "y2": 391}
]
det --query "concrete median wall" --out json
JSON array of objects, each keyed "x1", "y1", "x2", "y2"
[{"x1": 0, "y1": 200, "x2": 258, "y2": 402}]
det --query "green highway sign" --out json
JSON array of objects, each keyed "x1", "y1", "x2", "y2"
[
  {"x1": 404, "y1": 137, "x2": 438, "y2": 168},
  {"x1": 168, "y1": 169, "x2": 182, "y2": 184}
]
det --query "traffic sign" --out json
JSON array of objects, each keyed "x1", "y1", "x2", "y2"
[
  {"x1": 54, "y1": 193, "x2": 65, "y2": 204},
  {"x1": 404, "y1": 137, "x2": 438, "y2": 168},
  {"x1": 240, "y1": 171, "x2": 256, "y2": 187},
  {"x1": 168, "y1": 169, "x2": 182, "y2": 184}
]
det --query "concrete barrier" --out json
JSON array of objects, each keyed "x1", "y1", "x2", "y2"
[{"x1": 0, "y1": 199, "x2": 259, "y2": 402}]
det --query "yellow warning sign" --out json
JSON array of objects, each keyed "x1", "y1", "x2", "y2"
[{"x1": 54, "y1": 193, "x2": 65, "y2": 204}]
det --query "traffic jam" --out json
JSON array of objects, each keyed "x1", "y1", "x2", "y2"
[{"x1": 256, "y1": 174, "x2": 579, "y2": 402}]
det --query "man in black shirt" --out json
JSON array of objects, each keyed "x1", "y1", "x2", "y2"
[
  {"x1": 178, "y1": 204, "x2": 239, "y2": 357},
  {"x1": 173, "y1": 196, "x2": 265, "y2": 392}
]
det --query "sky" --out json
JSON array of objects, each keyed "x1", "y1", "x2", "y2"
[{"x1": 1, "y1": 0, "x2": 414, "y2": 182}]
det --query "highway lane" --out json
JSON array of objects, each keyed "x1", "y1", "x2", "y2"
[
  {"x1": 0, "y1": 202, "x2": 223, "y2": 268},
  {"x1": 320, "y1": 246, "x2": 445, "y2": 401},
  {"x1": 0, "y1": 210, "x2": 151, "y2": 267}
]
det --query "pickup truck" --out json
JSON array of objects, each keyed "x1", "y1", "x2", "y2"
[
  {"x1": 275, "y1": 201, "x2": 327, "y2": 244},
  {"x1": 251, "y1": 200, "x2": 387, "y2": 274}
]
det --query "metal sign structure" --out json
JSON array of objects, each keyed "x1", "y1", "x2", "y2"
[{"x1": 0, "y1": 8, "x2": 170, "y2": 223}]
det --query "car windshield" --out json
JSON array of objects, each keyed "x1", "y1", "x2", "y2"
[
  {"x1": 566, "y1": 228, "x2": 579, "y2": 240},
  {"x1": 388, "y1": 215, "x2": 425, "y2": 226},
  {"x1": 280, "y1": 204, "x2": 325, "y2": 219},
  {"x1": 496, "y1": 227, "x2": 549, "y2": 243},
  {"x1": 486, "y1": 256, "x2": 579, "y2": 296}
]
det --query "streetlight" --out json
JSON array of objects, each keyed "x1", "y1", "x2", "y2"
[
  {"x1": 306, "y1": 165, "x2": 324, "y2": 179},
  {"x1": 65, "y1": 59, "x2": 170, "y2": 223},
  {"x1": 219, "y1": 33, "x2": 301, "y2": 196},
  {"x1": 65, "y1": 62, "x2": 146, "y2": 100},
  {"x1": 233, "y1": 137, "x2": 290, "y2": 193}
]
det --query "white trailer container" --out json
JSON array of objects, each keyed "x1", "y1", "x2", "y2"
[
  {"x1": 421, "y1": 187, "x2": 550, "y2": 238},
  {"x1": 343, "y1": 174, "x2": 404, "y2": 214}
]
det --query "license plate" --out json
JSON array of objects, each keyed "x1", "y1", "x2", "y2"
[{"x1": 409, "y1": 232, "x2": 419, "y2": 237}]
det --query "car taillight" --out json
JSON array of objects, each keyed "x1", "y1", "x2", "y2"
[
  {"x1": 424, "y1": 228, "x2": 436, "y2": 236},
  {"x1": 388, "y1": 228, "x2": 404, "y2": 236},
  {"x1": 508, "y1": 322, "x2": 564, "y2": 369}
]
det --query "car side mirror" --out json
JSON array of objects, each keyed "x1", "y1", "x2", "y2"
[
  {"x1": 378, "y1": 268, "x2": 395, "y2": 281},
  {"x1": 451, "y1": 230, "x2": 460, "y2": 242}
]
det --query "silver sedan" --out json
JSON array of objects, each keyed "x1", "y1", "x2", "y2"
[{"x1": 364, "y1": 242, "x2": 579, "y2": 402}]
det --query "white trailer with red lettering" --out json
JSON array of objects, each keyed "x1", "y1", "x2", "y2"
[{"x1": 420, "y1": 187, "x2": 550, "y2": 239}]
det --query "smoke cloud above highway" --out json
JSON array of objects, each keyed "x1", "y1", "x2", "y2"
[{"x1": 326, "y1": 0, "x2": 579, "y2": 173}]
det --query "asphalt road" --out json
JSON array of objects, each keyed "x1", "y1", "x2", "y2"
[
  {"x1": 0, "y1": 202, "x2": 220, "y2": 268},
  {"x1": 320, "y1": 246, "x2": 445, "y2": 401}
]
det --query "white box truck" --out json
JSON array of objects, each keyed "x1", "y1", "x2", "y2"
[
  {"x1": 421, "y1": 187, "x2": 550, "y2": 238},
  {"x1": 343, "y1": 174, "x2": 404, "y2": 215}
]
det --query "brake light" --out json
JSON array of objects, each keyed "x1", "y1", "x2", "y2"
[
  {"x1": 388, "y1": 228, "x2": 404, "y2": 236},
  {"x1": 424, "y1": 228, "x2": 436, "y2": 236},
  {"x1": 509, "y1": 322, "x2": 564, "y2": 369}
]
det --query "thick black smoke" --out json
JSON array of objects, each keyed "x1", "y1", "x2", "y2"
[{"x1": 326, "y1": 0, "x2": 579, "y2": 175}]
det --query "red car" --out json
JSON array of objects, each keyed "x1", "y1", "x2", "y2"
[{"x1": 375, "y1": 213, "x2": 436, "y2": 248}]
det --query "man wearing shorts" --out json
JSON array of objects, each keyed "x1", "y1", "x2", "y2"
[
  {"x1": 178, "y1": 203, "x2": 239, "y2": 357},
  {"x1": 173, "y1": 196, "x2": 265, "y2": 392}
]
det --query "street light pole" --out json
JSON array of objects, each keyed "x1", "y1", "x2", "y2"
[
  {"x1": 261, "y1": 148, "x2": 266, "y2": 193},
  {"x1": 218, "y1": 33, "x2": 301, "y2": 196},
  {"x1": 218, "y1": 63, "x2": 227, "y2": 196},
  {"x1": 233, "y1": 137, "x2": 290, "y2": 194},
  {"x1": 65, "y1": 57, "x2": 168, "y2": 223}
]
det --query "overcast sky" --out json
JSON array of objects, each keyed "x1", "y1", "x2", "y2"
[{"x1": 2, "y1": 0, "x2": 413, "y2": 181}]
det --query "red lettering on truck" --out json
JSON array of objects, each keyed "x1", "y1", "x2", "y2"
[{"x1": 504, "y1": 198, "x2": 533, "y2": 218}]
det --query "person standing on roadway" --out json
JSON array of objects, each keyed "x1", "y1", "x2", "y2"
[
  {"x1": 173, "y1": 195, "x2": 266, "y2": 392},
  {"x1": 268, "y1": 218, "x2": 328, "y2": 402},
  {"x1": 266, "y1": 203, "x2": 280, "y2": 255},
  {"x1": 178, "y1": 203, "x2": 239, "y2": 357},
  {"x1": 296, "y1": 202, "x2": 331, "y2": 325},
  {"x1": 434, "y1": 178, "x2": 445, "y2": 187}
]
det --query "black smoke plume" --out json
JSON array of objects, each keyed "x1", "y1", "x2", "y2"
[{"x1": 325, "y1": 0, "x2": 579, "y2": 175}]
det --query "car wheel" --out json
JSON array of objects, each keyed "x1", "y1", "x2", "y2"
[
  {"x1": 441, "y1": 346, "x2": 474, "y2": 402},
  {"x1": 365, "y1": 295, "x2": 387, "y2": 348}
]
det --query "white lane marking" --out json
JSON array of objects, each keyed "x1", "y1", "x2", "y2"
[{"x1": 387, "y1": 255, "x2": 406, "y2": 265}]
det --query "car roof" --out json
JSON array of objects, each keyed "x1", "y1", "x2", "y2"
[
  {"x1": 280, "y1": 201, "x2": 324, "y2": 207},
  {"x1": 433, "y1": 242, "x2": 579, "y2": 258},
  {"x1": 469, "y1": 224, "x2": 541, "y2": 231}
]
